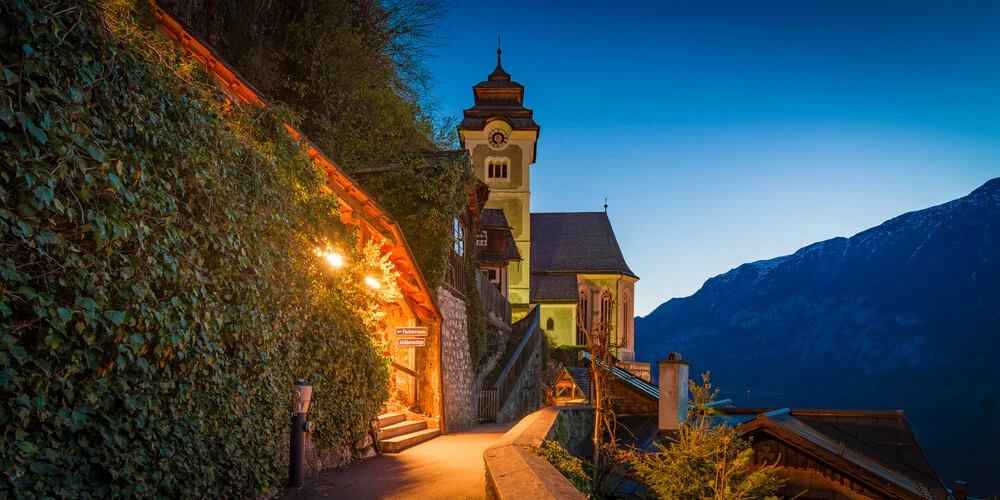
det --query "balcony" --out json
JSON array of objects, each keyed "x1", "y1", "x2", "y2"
[{"x1": 475, "y1": 271, "x2": 511, "y2": 330}]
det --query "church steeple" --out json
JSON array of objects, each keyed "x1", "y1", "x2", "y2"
[
  {"x1": 457, "y1": 43, "x2": 538, "y2": 137},
  {"x1": 490, "y1": 37, "x2": 510, "y2": 81}
]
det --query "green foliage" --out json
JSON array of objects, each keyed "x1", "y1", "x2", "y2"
[
  {"x1": 358, "y1": 152, "x2": 478, "y2": 292},
  {"x1": 0, "y1": 1, "x2": 391, "y2": 496},
  {"x1": 628, "y1": 373, "x2": 784, "y2": 500},
  {"x1": 546, "y1": 339, "x2": 586, "y2": 369},
  {"x1": 531, "y1": 440, "x2": 593, "y2": 497},
  {"x1": 160, "y1": 0, "x2": 452, "y2": 170}
]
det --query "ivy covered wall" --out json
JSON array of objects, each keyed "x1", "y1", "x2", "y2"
[{"x1": 0, "y1": 1, "x2": 395, "y2": 496}]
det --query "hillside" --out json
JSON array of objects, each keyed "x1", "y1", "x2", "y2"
[{"x1": 635, "y1": 177, "x2": 1000, "y2": 495}]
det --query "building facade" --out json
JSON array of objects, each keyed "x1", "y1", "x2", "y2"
[{"x1": 459, "y1": 49, "x2": 641, "y2": 364}]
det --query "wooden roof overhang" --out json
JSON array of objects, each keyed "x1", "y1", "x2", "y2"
[
  {"x1": 149, "y1": 2, "x2": 441, "y2": 324},
  {"x1": 737, "y1": 413, "x2": 934, "y2": 500}
]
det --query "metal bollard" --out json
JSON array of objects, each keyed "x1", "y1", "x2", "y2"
[{"x1": 289, "y1": 380, "x2": 314, "y2": 487}]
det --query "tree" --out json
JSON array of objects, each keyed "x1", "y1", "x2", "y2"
[
  {"x1": 578, "y1": 290, "x2": 629, "y2": 495},
  {"x1": 159, "y1": 0, "x2": 453, "y2": 170},
  {"x1": 629, "y1": 372, "x2": 784, "y2": 500}
]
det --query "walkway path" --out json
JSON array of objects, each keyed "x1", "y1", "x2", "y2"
[{"x1": 280, "y1": 423, "x2": 513, "y2": 500}]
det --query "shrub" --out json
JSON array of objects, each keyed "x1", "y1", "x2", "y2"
[
  {"x1": 531, "y1": 439, "x2": 593, "y2": 496},
  {"x1": 0, "y1": 1, "x2": 392, "y2": 496}
]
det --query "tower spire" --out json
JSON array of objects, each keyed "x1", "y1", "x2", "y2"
[{"x1": 489, "y1": 35, "x2": 511, "y2": 81}]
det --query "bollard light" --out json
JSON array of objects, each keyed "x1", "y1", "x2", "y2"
[{"x1": 289, "y1": 380, "x2": 314, "y2": 487}]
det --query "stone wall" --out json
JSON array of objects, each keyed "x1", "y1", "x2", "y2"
[
  {"x1": 545, "y1": 407, "x2": 594, "y2": 458},
  {"x1": 438, "y1": 287, "x2": 478, "y2": 432},
  {"x1": 484, "y1": 407, "x2": 588, "y2": 500},
  {"x1": 496, "y1": 336, "x2": 544, "y2": 423}
]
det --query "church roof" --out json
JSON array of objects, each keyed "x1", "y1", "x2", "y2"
[
  {"x1": 530, "y1": 274, "x2": 578, "y2": 302},
  {"x1": 530, "y1": 212, "x2": 637, "y2": 278}
]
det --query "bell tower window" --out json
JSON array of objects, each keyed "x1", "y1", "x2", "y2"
[{"x1": 486, "y1": 157, "x2": 509, "y2": 180}]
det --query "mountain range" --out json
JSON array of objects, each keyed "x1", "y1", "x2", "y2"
[{"x1": 634, "y1": 177, "x2": 1000, "y2": 495}]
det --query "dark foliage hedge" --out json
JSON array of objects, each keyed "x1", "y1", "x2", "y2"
[{"x1": 0, "y1": 1, "x2": 390, "y2": 496}]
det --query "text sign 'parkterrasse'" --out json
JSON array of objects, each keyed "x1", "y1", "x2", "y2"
[
  {"x1": 395, "y1": 327, "x2": 428, "y2": 337},
  {"x1": 398, "y1": 338, "x2": 426, "y2": 347}
]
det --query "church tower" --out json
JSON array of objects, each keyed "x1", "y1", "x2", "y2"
[{"x1": 458, "y1": 46, "x2": 539, "y2": 308}]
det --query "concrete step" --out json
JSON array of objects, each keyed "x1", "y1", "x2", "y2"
[
  {"x1": 378, "y1": 428, "x2": 440, "y2": 453},
  {"x1": 377, "y1": 419, "x2": 428, "y2": 441},
  {"x1": 377, "y1": 412, "x2": 406, "y2": 427}
]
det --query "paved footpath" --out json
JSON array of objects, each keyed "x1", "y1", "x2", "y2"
[{"x1": 280, "y1": 423, "x2": 513, "y2": 500}]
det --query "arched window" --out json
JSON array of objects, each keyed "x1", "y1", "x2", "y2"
[
  {"x1": 622, "y1": 290, "x2": 631, "y2": 348},
  {"x1": 546, "y1": 318, "x2": 554, "y2": 331},
  {"x1": 486, "y1": 157, "x2": 509, "y2": 180},
  {"x1": 600, "y1": 289, "x2": 612, "y2": 330},
  {"x1": 576, "y1": 290, "x2": 589, "y2": 345}
]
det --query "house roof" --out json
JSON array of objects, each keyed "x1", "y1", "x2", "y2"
[
  {"x1": 614, "y1": 394, "x2": 948, "y2": 499},
  {"x1": 480, "y1": 208, "x2": 511, "y2": 229},
  {"x1": 529, "y1": 274, "x2": 578, "y2": 303},
  {"x1": 477, "y1": 209, "x2": 520, "y2": 265},
  {"x1": 562, "y1": 367, "x2": 591, "y2": 398},
  {"x1": 530, "y1": 212, "x2": 637, "y2": 278},
  {"x1": 149, "y1": 3, "x2": 442, "y2": 323},
  {"x1": 735, "y1": 409, "x2": 944, "y2": 499}
]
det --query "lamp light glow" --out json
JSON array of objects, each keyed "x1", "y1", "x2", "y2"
[
  {"x1": 324, "y1": 252, "x2": 344, "y2": 268},
  {"x1": 364, "y1": 277, "x2": 381, "y2": 289},
  {"x1": 315, "y1": 247, "x2": 345, "y2": 269}
]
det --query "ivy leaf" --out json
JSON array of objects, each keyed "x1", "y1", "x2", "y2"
[
  {"x1": 104, "y1": 310, "x2": 124, "y2": 325},
  {"x1": 76, "y1": 297, "x2": 98, "y2": 311},
  {"x1": 87, "y1": 145, "x2": 105, "y2": 163},
  {"x1": 2, "y1": 69, "x2": 18, "y2": 86},
  {"x1": 10, "y1": 346, "x2": 27, "y2": 364},
  {"x1": 25, "y1": 120, "x2": 47, "y2": 145},
  {"x1": 16, "y1": 441, "x2": 38, "y2": 454}
]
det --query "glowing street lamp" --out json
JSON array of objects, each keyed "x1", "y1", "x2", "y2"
[
  {"x1": 324, "y1": 252, "x2": 344, "y2": 268},
  {"x1": 314, "y1": 248, "x2": 345, "y2": 269}
]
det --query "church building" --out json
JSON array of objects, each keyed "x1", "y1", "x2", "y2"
[{"x1": 458, "y1": 48, "x2": 642, "y2": 367}]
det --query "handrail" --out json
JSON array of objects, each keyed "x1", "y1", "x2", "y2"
[
  {"x1": 484, "y1": 306, "x2": 542, "y2": 419},
  {"x1": 493, "y1": 306, "x2": 539, "y2": 389}
]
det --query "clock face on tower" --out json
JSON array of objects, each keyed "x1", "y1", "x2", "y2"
[{"x1": 487, "y1": 128, "x2": 509, "y2": 149}]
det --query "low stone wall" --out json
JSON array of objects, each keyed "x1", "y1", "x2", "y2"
[
  {"x1": 438, "y1": 287, "x2": 477, "y2": 432},
  {"x1": 544, "y1": 407, "x2": 594, "y2": 458},
  {"x1": 484, "y1": 407, "x2": 594, "y2": 500},
  {"x1": 496, "y1": 339, "x2": 544, "y2": 423}
]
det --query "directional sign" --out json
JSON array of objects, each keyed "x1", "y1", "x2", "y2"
[
  {"x1": 397, "y1": 337, "x2": 426, "y2": 347},
  {"x1": 395, "y1": 327, "x2": 428, "y2": 337}
]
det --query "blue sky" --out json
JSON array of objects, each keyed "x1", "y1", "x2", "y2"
[{"x1": 427, "y1": 0, "x2": 1000, "y2": 316}]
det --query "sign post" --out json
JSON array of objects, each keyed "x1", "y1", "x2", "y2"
[{"x1": 395, "y1": 326, "x2": 428, "y2": 337}]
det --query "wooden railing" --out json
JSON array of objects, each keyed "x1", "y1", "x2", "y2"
[
  {"x1": 477, "y1": 306, "x2": 541, "y2": 422},
  {"x1": 475, "y1": 272, "x2": 511, "y2": 327}
]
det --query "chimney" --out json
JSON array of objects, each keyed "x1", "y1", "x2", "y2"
[
  {"x1": 952, "y1": 481, "x2": 967, "y2": 500},
  {"x1": 658, "y1": 352, "x2": 691, "y2": 434}
]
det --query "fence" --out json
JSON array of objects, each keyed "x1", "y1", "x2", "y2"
[
  {"x1": 477, "y1": 306, "x2": 541, "y2": 423},
  {"x1": 475, "y1": 271, "x2": 511, "y2": 327}
]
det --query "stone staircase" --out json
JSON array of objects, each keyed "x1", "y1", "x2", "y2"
[{"x1": 376, "y1": 410, "x2": 439, "y2": 453}]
